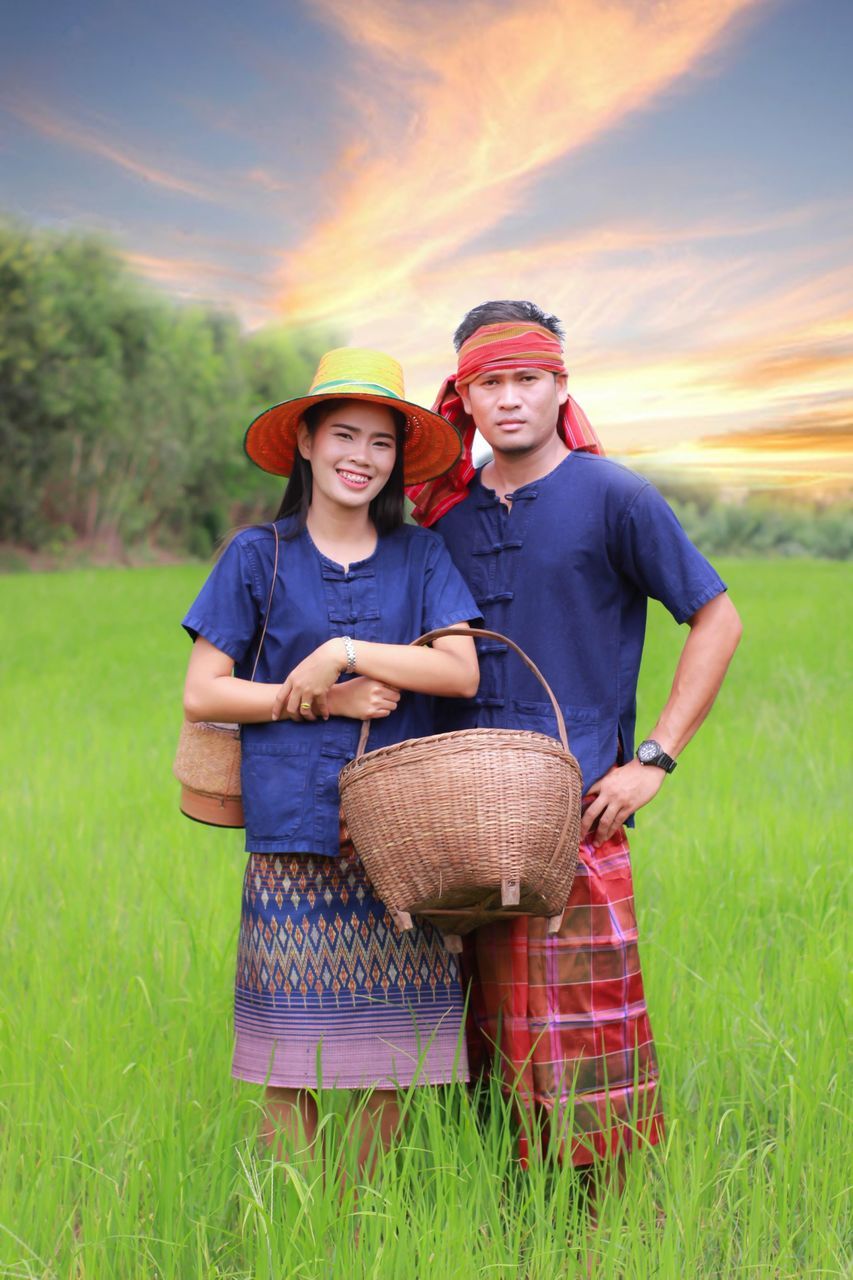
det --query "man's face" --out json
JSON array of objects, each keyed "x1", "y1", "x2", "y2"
[{"x1": 458, "y1": 367, "x2": 568, "y2": 456}]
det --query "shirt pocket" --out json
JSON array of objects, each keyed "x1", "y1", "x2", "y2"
[
  {"x1": 241, "y1": 743, "x2": 310, "y2": 842},
  {"x1": 512, "y1": 698, "x2": 600, "y2": 777}
]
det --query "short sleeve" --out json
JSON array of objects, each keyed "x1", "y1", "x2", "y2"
[
  {"x1": 421, "y1": 534, "x2": 482, "y2": 633},
  {"x1": 617, "y1": 485, "x2": 727, "y2": 624},
  {"x1": 181, "y1": 536, "x2": 262, "y2": 663}
]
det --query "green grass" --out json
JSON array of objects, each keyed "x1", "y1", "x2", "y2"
[{"x1": 0, "y1": 560, "x2": 850, "y2": 1278}]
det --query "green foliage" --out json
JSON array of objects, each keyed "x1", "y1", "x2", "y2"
[
  {"x1": 653, "y1": 494, "x2": 845, "y2": 560},
  {"x1": 668, "y1": 495, "x2": 852, "y2": 560},
  {"x1": 0, "y1": 220, "x2": 334, "y2": 554},
  {"x1": 0, "y1": 560, "x2": 849, "y2": 1276}
]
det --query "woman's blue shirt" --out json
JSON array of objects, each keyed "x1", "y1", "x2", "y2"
[{"x1": 182, "y1": 517, "x2": 479, "y2": 856}]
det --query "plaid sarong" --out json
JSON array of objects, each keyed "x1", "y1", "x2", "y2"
[{"x1": 462, "y1": 827, "x2": 663, "y2": 1166}]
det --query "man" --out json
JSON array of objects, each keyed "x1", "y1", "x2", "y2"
[{"x1": 408, "y1": 300, "x2": 742, "y2": 1185}]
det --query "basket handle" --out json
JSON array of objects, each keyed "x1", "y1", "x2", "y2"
[{"x1": 354, "y1": 626, "x2": 569, "y2": 759}]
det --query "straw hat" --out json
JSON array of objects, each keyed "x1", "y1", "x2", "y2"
[{"x1": 244, "y1": 348, "x2": 462, "y2": 485}]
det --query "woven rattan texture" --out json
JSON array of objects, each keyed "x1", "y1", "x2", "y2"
[
  {"x1": 339, "y1": 727, "x2": 582, "y2": 936},
  {"x1": 173, "y1": 721, "x2": 241, "y2": 798}
]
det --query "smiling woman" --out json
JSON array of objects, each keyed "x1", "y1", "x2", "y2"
[
  {"x1": 179, "y1": 346, "x2": 480, "y2": 1172},
  {"x1": 277, "y1": 398, "x2": 406, "y2": 546}
]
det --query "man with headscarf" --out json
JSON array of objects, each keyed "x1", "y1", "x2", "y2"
[{"x1": 409, "y1": 300, "x2": 742, "y2": 1191}]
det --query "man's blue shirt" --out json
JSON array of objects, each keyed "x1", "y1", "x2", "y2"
[{"x1": 434, "y1": 451, "x2": 726, "y2": 808}]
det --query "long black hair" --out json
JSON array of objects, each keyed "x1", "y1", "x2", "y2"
[{"x1": 275, "y1": 398, "x2": 407, "y2": 536}]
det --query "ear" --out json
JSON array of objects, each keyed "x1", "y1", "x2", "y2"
[
  {"x1": 457, "y1": 381, "x2": 474, "y2": 415},
  {"x1": 555, "y1": 372, "x2": 569, "y2": 406},
  {"x1": 296, "y1": 419, "x2": 312, "y2": 461}
]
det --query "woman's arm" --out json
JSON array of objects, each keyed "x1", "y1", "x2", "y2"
[
  {"x1": 272, "y1": 630, "x2": 478, "y2": 722},
  {"x1": 183, "y1": 638, "x2": 280, "y2": 723},
  {"x1": 184, "y1": 629, "x2": 477, "y2": 725}
]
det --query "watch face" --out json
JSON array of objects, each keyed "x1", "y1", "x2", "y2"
[{"x1": 638, "y1": 740, "x2": 659, "y2": 764}]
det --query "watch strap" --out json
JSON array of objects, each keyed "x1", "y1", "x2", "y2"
[{"x1": 637, "y1": 739, "x2": 677, "y2": 773}]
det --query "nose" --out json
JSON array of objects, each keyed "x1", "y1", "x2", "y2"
[
  {"x1": 497, "y1": 381, "x2": 521, "y2": 409},
  {"x1": 347, "y1": 440, "x2": 370, "y2": 466}
]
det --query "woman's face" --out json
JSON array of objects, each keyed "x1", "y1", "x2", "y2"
[{"x1": 297, "y1": 400, "x2": 398, "y2": 513}]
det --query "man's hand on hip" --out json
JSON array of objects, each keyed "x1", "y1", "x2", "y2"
[{"x1": 580, "y1": 760, "x2": 665, "y2": 847}]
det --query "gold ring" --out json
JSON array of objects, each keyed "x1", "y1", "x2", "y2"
[{"x1": 300, "y1": 701, "x2": 311, "y2": 711}]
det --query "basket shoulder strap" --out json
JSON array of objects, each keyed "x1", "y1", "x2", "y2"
[{"x1": 249, "y1": 523, "x2": 280, "y2": 683}]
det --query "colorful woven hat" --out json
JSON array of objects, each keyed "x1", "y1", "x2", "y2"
[{"x1": 244, "y1": 348, "x2": 462, "y2": 485}]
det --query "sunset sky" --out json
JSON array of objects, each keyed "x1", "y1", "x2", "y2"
[{"x1": 2, "y1": 0, "x2": 851, "y2": 489}]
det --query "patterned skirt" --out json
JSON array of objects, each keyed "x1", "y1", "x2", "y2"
[
  {"x1": 462, "y1": 828, "x2": 663, "y2": 1165},
  {"x1": 232, "y1": 833, "x2": 469, "y2": 1089}
]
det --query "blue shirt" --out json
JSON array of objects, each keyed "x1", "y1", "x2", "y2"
[
  {"x1": 182, "y1": 517, "x2": 480, "y2": 855},
  {"x1": 434, "y1": 452, "x2": 726, "y2": 810}
]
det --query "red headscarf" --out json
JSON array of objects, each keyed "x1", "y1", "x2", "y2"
[{"x1": 407, "y1": 322, "x2": 603, "y2": 526}]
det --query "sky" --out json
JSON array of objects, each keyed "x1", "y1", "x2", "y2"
[{"x1": 2, "y1": 0, "x2": 852, "y2": 491}]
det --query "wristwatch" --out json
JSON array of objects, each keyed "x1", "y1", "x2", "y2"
[{"x1": 636, "y1": 739, "x2": 677, "y2": 773}]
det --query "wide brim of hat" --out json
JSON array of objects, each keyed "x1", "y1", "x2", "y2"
[{"x1": 244, "y1": 391, "x2": 462, "y2": 485}]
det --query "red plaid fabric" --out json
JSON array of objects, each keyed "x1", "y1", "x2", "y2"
[{"x1": 462, "y1": 827, "x2": 664, "y2": 1166}]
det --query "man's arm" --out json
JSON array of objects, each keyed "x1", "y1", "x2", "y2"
[{"x1": 580, "y1": 592, "x2": 743, "y2": 846}]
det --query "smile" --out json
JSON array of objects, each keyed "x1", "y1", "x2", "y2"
[{"x1": 336, "y1": 469, "x2": 372, "y2": 488}]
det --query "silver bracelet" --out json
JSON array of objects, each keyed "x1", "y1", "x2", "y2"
[{"x1": 342, "y1": 635, "x2": 357, "y2": 674}]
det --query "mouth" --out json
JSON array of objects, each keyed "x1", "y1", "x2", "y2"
[
  {"x1": 336, "y1": 468, "x2": 372, "y2": 490},
  {"x1": 496, "y1": 420, "x2": 525, "y2": 428}
]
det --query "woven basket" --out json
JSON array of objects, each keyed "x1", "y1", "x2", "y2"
[
  {"x1": 339, "y1": 627, "x2": 583, "y2": 951},
  {"x1": 173, "y1": 720, "x2": 243, "y2": 826},
  {"x1": 173, "y1": 523, "x2": 279, "y2": 829}
]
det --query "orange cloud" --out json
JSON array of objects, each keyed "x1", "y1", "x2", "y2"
[
  {"x1": 319, "y1": 204, "x2": 853, "y2": 438},
  {"x1": 571, "y1": 306, "x2": 853, "y2": 449},
  {"x1": 699, "y1": 419, "x2": 853, "y2": 454},
  {"x1": 122, "y1": 251, "x2": 277, "y2": 328},
  {"x1": 726, "y1": 338, "x2": 853, "y2": 393},
  {"x1": 279, "y1": 0, "x2": 765, "y2": 325},
  {"x1": 623, "y1": 404, "x2": 853, "y2": 492},
  {"x1": 244, "y1": 167, "x2": 292, "y2": 193},
  {"x1": 5, "y1": 98, "x2": 217, "y2": 201},
  {"x1": 124, "y1": 251, "x2": 267, "y2": 290}
]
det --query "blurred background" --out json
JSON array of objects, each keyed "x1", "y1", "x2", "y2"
[{"x1": 1, "y1": 0, "x2": 851, "y2": 565}]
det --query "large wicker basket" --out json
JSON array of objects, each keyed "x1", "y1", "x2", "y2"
[{"x1": 339, "y1": 627, "x2": 582, "y2": 951}]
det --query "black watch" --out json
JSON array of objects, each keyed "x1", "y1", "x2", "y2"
[{"x1": 636, "y1": 739, "x2": 677, "y2": 773}]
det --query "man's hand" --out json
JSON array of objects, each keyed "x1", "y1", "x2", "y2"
[
  {"x1": 580, "y1": 760, "x2": 666, "y2": 846},
  {"x1": 271, "y1": 640, "x2": 345, "y2": 722},
  {"x1": 327, "y1": 677, "x2": 401, "y2": 721}
]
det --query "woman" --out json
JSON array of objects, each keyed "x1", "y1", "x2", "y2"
[{"x1": 181, "y1": 348, "x2": 480, "y2": 1165}]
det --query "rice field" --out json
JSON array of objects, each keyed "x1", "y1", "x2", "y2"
[{"x1": 0, "y1": 559, "x2": 849, "y2": 1278}]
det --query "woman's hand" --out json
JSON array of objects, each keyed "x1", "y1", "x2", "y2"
[
  {"x1": 327, "y1": 677, "x2": 401, "y2": 721},
  {"x1": 272, "y1": 640, "x2": 345, "y2": 722}
]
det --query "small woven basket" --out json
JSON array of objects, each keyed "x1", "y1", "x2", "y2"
[
  {"x1": 173, "y1": 720, "x2": 244, "y2": 826},
  {"x1": 173, "y1": 524, "x2": 280, "y2": 830},
  {"x1": 339, "y1": 627, "x2": 583, "y2": 951}
]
